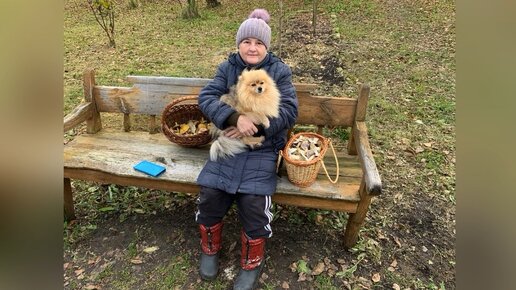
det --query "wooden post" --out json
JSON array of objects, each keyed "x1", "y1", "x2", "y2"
[
  {"x1": 123, "y1": 113, "x2": 131, "y2": 132},
  {"x1": 347, "y1": 126, "x2": 357, "y2": 155},
  {"x1": 149, "y1": 115, "x2": 159, "y2": 134},
  {"x1": 83, "y1": 68, "x2": 102, "y2": 133},
  {"x1": 343, "y1": 177, "x2": 372, "y2": 248},
  {"x1": 347, "y1": 84, "x2": 369, "y2": 155},
  {"x1": 64, "y1": 178, "x2": 76, "y2": 220}
]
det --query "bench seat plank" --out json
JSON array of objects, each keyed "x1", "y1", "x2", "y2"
[{"x1": 64, "y1": 129, "x2": 362, "y2": 212}]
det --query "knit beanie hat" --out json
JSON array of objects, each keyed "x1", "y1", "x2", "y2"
[{"x1": 236, "y1": 9, "x2": 271, "y2": 49}]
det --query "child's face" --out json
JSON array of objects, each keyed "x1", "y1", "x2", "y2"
[{"x1": 238, "y1": 38, "x2": 267, "y2": 65}]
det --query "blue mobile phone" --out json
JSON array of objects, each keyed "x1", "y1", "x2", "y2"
[{"x1": 133, "y1": 160, "x2": 166, "y2": 177}]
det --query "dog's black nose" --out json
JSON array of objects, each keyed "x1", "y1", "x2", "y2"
[{"x1": 257, "y1": 87, "x2": 262, "y2": 93}]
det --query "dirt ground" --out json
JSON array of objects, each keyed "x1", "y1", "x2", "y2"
[{"x1": 64, "y1": 4, "x2": 455, "y2": 290}]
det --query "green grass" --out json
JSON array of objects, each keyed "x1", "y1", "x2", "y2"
[
  {"x1": 156, "y1": 255, "x2": 191, "y2": 289},
  {"x1": 314, "y1": 274, "x2": 339, "y2": 290}
]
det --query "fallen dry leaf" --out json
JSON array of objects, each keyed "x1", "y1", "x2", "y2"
[
  {"x1": 297, "y1": 272, "x2": 307, "y2": 282},
  {"x1": 74, "y1": 269, "x2": 84, "y2": 276},
  {"x1": 372, "y1": 273, "x2": 381, "y2": 283},
  {"x1": 143, "y1": 246, "x2": 159, "y2": 253},
  {"x1": 327, "y1": 268, "x2": 336, "y2": 277},
  {"x1": 390, "y1": 259, "x2": 398, "y2": 268},
  {"x1": 85, "y1": 285, "x2": 101, "y2": 290},
  {"x1": 281, "y1": 281, "x2": 290, "y2": 289},
  {"x1": 388, "y1": 266, "x2": 396, "y2": 272},
  {"x1": 289, "y1": 262, "x2": 297, "y2": 272},
  {"x1": 312, "y1": 262, "x2": 325, "y2": 275},
  {"x1": 315, "y1": 214, "x2": 324, "y2": 224},
  {"x1": 393, "y1": 283, "x2": 401, "y2": 290},
  {"x1": 337, "y1": 258, "x2": 346, "y2": 264},
  {"x1": 393, "y1": 236, "x2": 402, "y2": 247},
  {"x1": 87, "y1": 258, "x2": 97, "y2": 265},
  {"x1": 131, "y1": 259, "x2": 143, "y2": 264}
]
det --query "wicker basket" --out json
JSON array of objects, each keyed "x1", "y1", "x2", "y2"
[
  {"x1": 279, "y1": 132, "x2": 339, "y2": 187},
  {"x1": 161, "y1": 95, "x2": 212, "y2": 147}
]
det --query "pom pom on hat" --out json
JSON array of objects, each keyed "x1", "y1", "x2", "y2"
[
  {"x1": 248, "y1": 9, "x2": 270, "y2": 23},
  {"x1": 236, "y1": 9, "x2": 272, "y2": 49}
]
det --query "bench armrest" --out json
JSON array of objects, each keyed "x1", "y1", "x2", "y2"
[
  {"x1": 354, "y1": 121, "x2": 382, "y2": 195},
  {"x1": 64, "y1": 102, "x2": 93, "y2": 132}
]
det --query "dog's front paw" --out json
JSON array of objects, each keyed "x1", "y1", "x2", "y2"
[{"x1": 262, "y1": 118, "x2": 270, "y2": 128}]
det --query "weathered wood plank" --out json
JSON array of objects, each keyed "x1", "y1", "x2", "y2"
[
  {"x1": 296, "y1": 95, "x2": 356, "y2": 126},
  {"x1": 94, "y1": 86, "x2": 193, "y2": 114},
  {"x1": 68, "y1": 130, "x2": 362, "y2": 179},
  {"x1": 127, "y1": 76, "x2": 212, "y2": 87},
  {"x1": 355, "y1": 84, "x2": 370, "y2": 122},
  {"x1": 83, "y1": 68, "x2": 102, "y2": 133},
  {"x1": 94, "y1": 85, "x2": 357, "y2": 126},
  {"x1": 64, "y1": 167, "x2": 358, "y2": 212},
  {"x1": 344, "y1": 178, "x2": 372, "y2": 248},
  {"x1": 64, "y1": 102, "x2": 93, "y2": 132},
  {"x1": 272, "y1": 194, "x2": 358, "y2": 213},
  {"x1": 126, "y1": 75, "x2": 317, "y2": 93},
  {"x1": 65, "y1": 168, "x2": 201, "y2": 196},
  {"x1": 64, "y1": 129, "x2": 362, "y2": 202},
  {"x1": 354, "y1": 121, "x2": 382, "y2": 195}
]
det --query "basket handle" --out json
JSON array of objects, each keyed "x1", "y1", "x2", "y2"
[
  {"x1": 276, "y1": 150, "x2": 284, "y2": 173},
  {"x1": 320, "y1": 139, "x2": 339, "y2": 184},
  {"x1": 166, "y1": 95, "x2": 199, "y2": 108}
]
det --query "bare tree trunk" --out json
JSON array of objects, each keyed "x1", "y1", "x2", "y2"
[
  {"x1": 87, "y1": 0, "x2": 116, "y2": 48},
  {"x1": 182, "y1": 0, "x2": 200, "y2": 19},
  {"x1": 278, "y1": 0, "x2": 283, "y2": 58},
  {"x1": 312, "y1": 0, "x2": 317, "y2": 37},
  {"x1": 206, "y1": 0, "x2": 221, "y2": 8}
]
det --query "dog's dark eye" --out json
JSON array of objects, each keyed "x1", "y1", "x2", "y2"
[
  {"x1": 251, "y1": 83, "x2": 256, "y2": 87},
  {"x1": 260, "y1": 82, "x2": 264, "y2": 85}
]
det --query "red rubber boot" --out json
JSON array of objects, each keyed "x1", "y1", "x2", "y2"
[
  {"x1": 198, "y1": 222, "x2": 223, "y2": 280},
  {"x1": 233, "y1": 230, "x2": 266, "y2": 290}
]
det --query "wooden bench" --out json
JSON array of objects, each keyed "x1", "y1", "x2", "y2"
[{"x1": 64, "y1": 68, "x2": 382, "y2": 248}]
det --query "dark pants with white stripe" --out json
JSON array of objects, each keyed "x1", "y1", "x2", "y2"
[{"x1": 196, "y1": 186, "x2": 273, "y2": 239}]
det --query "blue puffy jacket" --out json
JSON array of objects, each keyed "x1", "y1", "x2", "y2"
[{"x1": 196, "y1": 52, "x2": 298, "y2": 195}]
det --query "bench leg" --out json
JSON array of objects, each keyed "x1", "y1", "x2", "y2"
[
  {"x1": 64, "y1": 178, "x2": 76, "y2": 221},
  {"x1": 343, "y1": 179, "x2": 372, "y2": 248}
]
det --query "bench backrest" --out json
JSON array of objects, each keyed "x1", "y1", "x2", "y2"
[{"x1": 84, "y1": 69, "x2": 366, "y2": 132}]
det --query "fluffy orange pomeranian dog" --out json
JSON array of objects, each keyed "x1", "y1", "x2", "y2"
[{"x1": 210, "y1": 69, "x2": 280, "y2": 161}]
